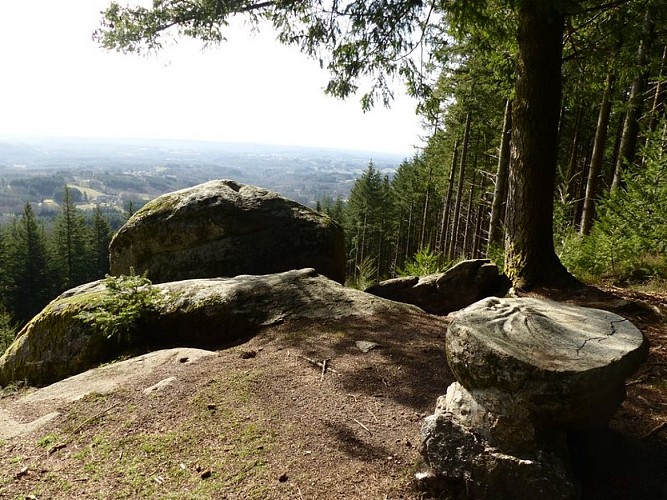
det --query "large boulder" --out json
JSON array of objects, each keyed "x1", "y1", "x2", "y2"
[
  {"x1": 0, "y1": 269, "x2": 423, "y2": 387},
  {"x1": 446, "y1": 297, "x2": 648, "y2": 429},
  {"x1": 365, "y1": 259, "x2": 511, "y2": 314},
  {"x1": 420, "y1": 298, "x2": 647, "y2": 498},
  {"x1": 109, "y1": 180, "x2": 345, "y2": 284}
]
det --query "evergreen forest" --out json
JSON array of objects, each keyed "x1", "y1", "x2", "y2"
[
  {"x1": 314, "y1": 2, "x2": 667, "y2": 291},
  {"x1": 0, "y1": 188, "x2": 118, "y2": 350}
]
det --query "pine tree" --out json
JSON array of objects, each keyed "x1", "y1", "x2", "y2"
[
  {"x1": 5, "y1": 203, "x2": 55, "y2": 322},
  {"x1": 345, "y1": 162, "x2": 395, "y2": 282},
  {"x1": 91, "y1": 205, "x2": 113, "y2": 279},
  {"x1": 54, "y1": 186, "x2": 93, "y2": 290}
]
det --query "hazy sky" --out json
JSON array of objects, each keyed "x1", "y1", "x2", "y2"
[{"x1": 0, "y1": 1, "x2": 424, "y2": 155}]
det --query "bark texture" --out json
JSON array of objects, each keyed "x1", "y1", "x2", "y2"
[
  {"x1": 505, "y1": 2, "x2": 574, "y2": 289},
  {"x1": 488, "y1": 99, "x2": 512, "y2": 247}
]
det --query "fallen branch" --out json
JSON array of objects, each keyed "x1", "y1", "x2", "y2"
[
  {"x1": 642, "y1": 420, "x2": 667, "y2": 439},
  {"x1": 298, "y1": 355, "x2": 339, "y2": 375},
  {"x1": 626, "y1": 375, "x2": 649, "y2": 386},
  {"x1": 48, "y1": 402, "x2": 120, "y2": 455}
]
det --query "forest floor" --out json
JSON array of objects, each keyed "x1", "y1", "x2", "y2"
[{"x1": 0, "y1": 284, "x2": 665, "y2": 499}]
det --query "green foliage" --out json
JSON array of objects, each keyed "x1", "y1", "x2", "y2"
[
  {"x1": 398, "y1": 246, "x2": 447, "y2": 276},
  {"x1": 346, "y1": 256, "x2": 378, "y2": 291},
  {"x1": 37, "y1": 434, "x2": 58, "y2": 449},
  {"x1": 96, "y1": 0, "x2": 442, "y2": 110},
  {"x1": 91, "y1": 205, "x2": 113, "y2": 277},
  {"x1": 345, "y1": 162, "x2": 395, "y2": 280},
  {"x1": 75, "y1": 270, "x2": 166, "y2": 345},
  {"x1": 560, "y1": 124, "x2": 667, "y2": 283},
  {"x1": 486, "y1": 244, "x2": 505, "y2": 273},
  {"x1": 4, "y1": 203, "x2": 56, "y2": 322},
  {"x1": 54, "y1": 186, "x2": 93, "y2": 289}
]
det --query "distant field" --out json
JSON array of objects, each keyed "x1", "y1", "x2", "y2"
[{"x1": 68, "y1": 184, "x2": 105, "y2": 200}]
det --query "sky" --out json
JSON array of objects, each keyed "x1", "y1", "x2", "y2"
[{"x1": 0, "y1": 1, "x2": 424, "y2": 155}]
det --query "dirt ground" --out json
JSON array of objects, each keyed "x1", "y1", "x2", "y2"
[{"x1": 0, "y1": 286, "x2": 665, "y2": 499}]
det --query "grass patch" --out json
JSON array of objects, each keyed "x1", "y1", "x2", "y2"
[
  {"x1": 36, "y1": 434, "x2": 58, "y2": 449},
  {"x1": 30, "y1": 367, "x2": 278, "y2": 499}
]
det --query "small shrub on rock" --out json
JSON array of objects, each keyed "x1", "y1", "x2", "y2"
[{"x1": 75, "y1": 269, "x2": 166, "y2": 345}]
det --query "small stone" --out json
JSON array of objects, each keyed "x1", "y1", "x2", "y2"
[
  {"x1": 15, "y1": 466, "x2": 29, "y2": 479},
  {"x1": 355, "y1": 341, "x2": 381, "y2": 353},
  {"x1": 278, "y1": 473, "x2": 289, "y2": 482}
]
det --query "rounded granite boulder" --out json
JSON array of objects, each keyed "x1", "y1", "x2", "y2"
[
  {"x1": 109, "y1": 179, "x2": 346, "y2": 284},
  {"x1": 446, "y1": 297, "x2": 648, "y2": 429}
]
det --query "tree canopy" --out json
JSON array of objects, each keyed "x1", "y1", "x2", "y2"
[{"x1": 96, "y1": 0, "x2": 667, "y2": 289}]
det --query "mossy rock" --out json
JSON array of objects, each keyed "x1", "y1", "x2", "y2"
[
  {"x1": 0, "y1": 283, "x2": 122, "y2": 387},
  {"x1": 109, "y1": 180, "x2": 346, "y2": 284},
  {"x1": 0, "y1": 269, "x2": 422, "y2": 387}
]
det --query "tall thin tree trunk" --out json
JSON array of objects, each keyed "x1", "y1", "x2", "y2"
[
  {"x1": 463, "y1": 170, "x2": 477, "y2": 258},
  {"x1": 404, "y1": 203, "x2": 413, "y2": 263},
  {"x1": 642, "y1": 44, "x2": 667, "y2": 167},
  {"x1": 420, "y1": 167, "x2": 432, "y2": 250},
  {"x1": 574, "y1": 141, "x2": 592, "y2": 229},
  {"x1": 607, "y1": 110, "x2": 624, "y2": 188},
  {"x1": 448, "y1": 113, "x2": 471, "y2": 261},
  {"x1": 581, "y1": 71, "x2": 616, "y2": 235},
  {"x1": 565, "y1": 106, "x2": 583, "y2": 200},
  {"x1": 611, "y1": 7, "x2": 656, "y2": 192},
  {"x1": 646, "y1": 45, "x2": 667, "y2": 134},
  {"x1": 474, "y1": 174, "x2": 489, "y2": 258},
  {"x1": 505, "y1": 2, "x2": 575, "y2": 289},
  {"x1": 439, "y1": 140, "x2": 459, "y2": 253},
  {"x1": 488, "y1": 99, "x2": 512, "y2": 248}
]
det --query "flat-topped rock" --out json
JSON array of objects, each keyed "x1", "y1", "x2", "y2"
[
  {"x1": 110, "y1": 179, "x2": 345, "y2": 284},
  {"x1": 366, "y1": 259, "x2": 511, "y2": 315},
  {"x1": 447, "y1": 297, "x2": 648, "y2": 428}
]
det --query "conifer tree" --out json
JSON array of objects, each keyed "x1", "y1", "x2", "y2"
[
  {"x1": 54, "y1": 187, "x2": 93, "y2": 290},
  {"x1": 91, "y1": 205, "x2": 113, "y2": 278},
  {"x1": 5, "y1": 203, "x2": 54, "y2": 322}
]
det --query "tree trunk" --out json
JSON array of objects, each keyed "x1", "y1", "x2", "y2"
[
  {"x1": 438, "y1": 140, "x2": 458, "y2": 253},
  {"x1": 565, "y1": 106, "x2": 583, "y2": 205},
  {"x1": 580, "y1": 71, "x2": 616, "y2": 235},
  {"x1": 474, "y1": 173, "x2": 488, "y2": 258},
  {"x1": 449, "y1": 113, "x2": 471, "y2": 261},
  {"x1": 611, "y1": 7, "x2": 656, "y2": 192},
  {"x1": 419, "y1": 167, "x2": 432, "y2": 250},
  {"x1": 607, "y1": 109, "x2": 624, "y2": 188},
  {"x1": 505, "y1": 2, "x2": 576, "y2": 289},
  {"x1": 463, "y1": 169, "x2": 477, "y2": 257},
  {"x1": 642, "y1": 44, "x2": 667, "y2": 167},
  {"x1": 488, "y1": 99, "x2": 512, "y2": 248}
]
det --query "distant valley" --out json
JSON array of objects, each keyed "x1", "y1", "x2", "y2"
[{"x1": 0, "y1": 136, "x2": 407, "y2": 221}]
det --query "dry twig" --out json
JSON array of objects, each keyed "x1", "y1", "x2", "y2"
[
  {"x1": 48, "y1": 402, "x2": 120, "y2": 455},
  {"x1": 298, "y1": 355, "x2": 339, "y2": 374},
  {"x1": 353, "y1": 418, "x2": 371, "y2": 434},
  {"x1": 642, "y1": 420, "x2": 667, "y2": 439}
]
